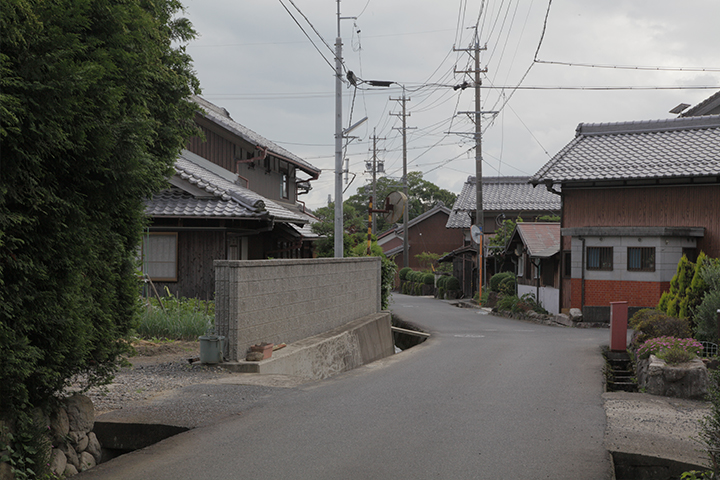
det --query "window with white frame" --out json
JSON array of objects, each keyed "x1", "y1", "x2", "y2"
[{"x1": 142, "y1": 233, "x2": 178, "y2": 281}]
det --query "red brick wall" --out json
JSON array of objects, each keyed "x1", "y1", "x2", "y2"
[{"x1": 569, "y1": 278, "x2": 671, "y2": 309}]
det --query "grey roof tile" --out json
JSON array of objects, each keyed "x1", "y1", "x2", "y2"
[
  {"x1": 146, "y1": 150, "x2": 307, "y2": 224},
  {"x1": 446, "y1": 176, "x2": 561, "y2": 229},
  {"x1": 531, "y1": 114, "x2": 720, "y2": 185}
]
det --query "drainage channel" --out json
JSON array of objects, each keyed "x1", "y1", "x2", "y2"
[
  {"x1": 391, "y1": 317, "x2": 430, "y2": 351},
  {"x1": 93, "y1": 422, "x2": 189, "y2": 462}
]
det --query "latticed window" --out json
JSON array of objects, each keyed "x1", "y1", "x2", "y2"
[
  {"x1": 141, "y1": 233, "x2": 178, "y2": 281},
  {"x1": 587, "y1": 246, "x2": 613, "y2": 271},
  {"x1": 628, "y1": 247, "x2": 655, "y2": 272}
]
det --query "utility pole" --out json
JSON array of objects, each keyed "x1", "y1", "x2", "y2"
[
  {"x1": 333, "y1": 0, "x2": 344, "y2": 258},
  {"x1": 367, "y1": 128, "x2": 385, "y2": 235},
  {"x1": 454, "y1": 29, "x2": 487, "y2": 298},
  {"x1": 390, "y1": 86, "x2": 413, "y2": 269}
]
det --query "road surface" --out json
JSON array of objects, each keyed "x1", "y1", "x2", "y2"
[{"x1": 80, "y1": 294, "x2": 612, "y2": 479}]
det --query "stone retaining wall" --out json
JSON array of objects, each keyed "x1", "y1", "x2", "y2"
[{"x1": 215, "y1": 258, "x2": 382, "y2": 362}]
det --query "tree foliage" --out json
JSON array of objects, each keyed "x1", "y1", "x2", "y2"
[
  {"x1": 345, "y1": 172, "x2": 457, "y2": 233},
  {"x1": 0, "y1": 0, "x2": 200, "y2": 423}
]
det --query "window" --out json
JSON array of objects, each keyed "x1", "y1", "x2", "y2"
[
  {"x1": 628, "y1": 247, "x2": 655, "y2": 272},
  {"x1": 563, "y1": 251, "x2": 572, "y2": 278},
  {"x1": 142, "y1": 233, "x2": 177, "y2": 281},
  {"x1": 517, "y1": 255, "x2": 524, "y2": 277},
  {"x1": 281, "y1": 172, "x2": 289, "y2": 199},
  {"x1": 587, "y1": 246, "x2": 613, "y2": 271}
]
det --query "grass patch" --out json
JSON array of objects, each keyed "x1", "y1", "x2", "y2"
[{"x1": 137, "y1": 290, "x2": 214, "y2": 341}]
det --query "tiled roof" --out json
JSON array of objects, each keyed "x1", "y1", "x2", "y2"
[
  {"x1": 192, "y1": 96, "x2": 321, "y2": 177},
  {"x1": 394, "y1": 204, "x2": 451, "y2": 234},
  {"x1": 146, "y1": 150, "x2": 307, "y2": 224},
  {"x1": 511, "y1": 223, "x2": 560, "y2": 258},
  {"x1": 682, "y1": 91, "x2": 720, "y2": 117},
  {"x1": 446, "y1": 176, "x2": 561, "y2": 229},
  {"x1": 531, "y1": 115, "x2": 720, "y2": 186}
]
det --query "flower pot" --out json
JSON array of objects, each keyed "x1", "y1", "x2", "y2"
[{"x1": 250, "y1": 343, "x2": 273, "y2": 360}]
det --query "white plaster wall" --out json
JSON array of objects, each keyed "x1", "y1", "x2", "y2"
[
  {"x1": 518, "y1": 284, "x2": 560, "y2": 315},
  {"x1": 570, "y1": 236, "x2": 696, "y2": 282}
]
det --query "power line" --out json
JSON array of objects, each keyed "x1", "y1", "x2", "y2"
[
  {"x1": 278, "y1": 0, "x2": 335, "y2": 72},
  {"x1": 534, "y1": 59, "x2": 720, "y2": 72}
]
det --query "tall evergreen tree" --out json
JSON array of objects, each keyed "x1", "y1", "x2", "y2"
[{"x1": 0, "y1": 0, "x2": 200, "y2": 421}]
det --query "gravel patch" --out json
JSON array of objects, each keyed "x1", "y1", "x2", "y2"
[{"x1": 69, "y1": 342, "x2": 235, "y2": 415}]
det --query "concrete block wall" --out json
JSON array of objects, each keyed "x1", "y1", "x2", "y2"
[{"x1": 215, "y1": 257, "x2": 381, "y2": 361}]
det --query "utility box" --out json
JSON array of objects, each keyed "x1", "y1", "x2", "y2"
[
  {"x1": 610, "y1": 301, "x2": 629, "y2": 352},
  {"x1": 199, "y1": 335, "x2": 225, "y2": 364}
]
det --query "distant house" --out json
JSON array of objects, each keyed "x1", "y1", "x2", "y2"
[
  {"x1": 379, "y1": 204, "x2": 464, "y2": 286},
  {"x1": 531, "y1": 110, "x2": 720, "y2": 321},
  {"x1": 504, "y1": 223, "x2": 561, "y2": 314},
  {"x1": 444, "y1": 176, "x2": 561, "y2": 296},
  {"x1": 142, "y1": 97, "x2": 321, "y2": 299}
]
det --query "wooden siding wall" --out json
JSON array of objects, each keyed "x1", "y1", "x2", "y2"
[
  {"x1": 187, "y1": 124, "x2": 297, "y2": 204},
  {"x1": 563, "y1": 185, "x2": 720, "y2": 257},
  {"x1": 187, "y1": 127, "x2": 235, "y2": 172},
  {"x1": 392, "y1": 212, "x2": 465, "y2": 272},
  {"x1": 155, "y1": 230, "x2": 225, "y2": 300}
]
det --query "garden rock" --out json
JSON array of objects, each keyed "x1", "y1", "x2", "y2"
[
  {"x1": 638, "y1": 355, "x2": 708, "y2": 399},
  {"x1": 65, "y1": 394, "x2": 94, "y2": 433},
  {"x1": 79, "y1": 451, "x2": 96, "y2": 471},
  {"x1": 71, "y1": 431, "x2": 89, "y2": 453},
  {"x1": 60, "y1": 441, "x2": 80, "y2": 469},
  {"x1": 86, "y1": 432, "x2": 102, "y2": 464},
  {"x1": 569, "y1": 308, "x2": 583, "y2": 322},
  {"x1": 50, "y1": 406, "x2": 70, "y2": 440},
  {"x1": 50, "y1": 448, "x2": 67, "y2": 476},
  {"x1": 65, "y1": 463, "x2": 79, "y2": 477}
]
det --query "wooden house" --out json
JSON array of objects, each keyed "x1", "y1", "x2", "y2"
[
  {"x1": 504, "y1": 223, "x2": 561, "y2": 314},
  {"x1": 380, "y1": 204, "x2": 464, "y2": 287},
  {"x1": 142, "y1": 97, "x2": 321, "y2": 299},
  {"x1": 531, "y1": 111, "x2": 720, "y2": 322},
  {"x1": 443, "y1": 176, "x2": 561, "y2": 297}
]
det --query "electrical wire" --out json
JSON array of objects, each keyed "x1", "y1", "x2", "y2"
[{"x1": 277, "y1": 0, "x2": 335, "y2": 72}]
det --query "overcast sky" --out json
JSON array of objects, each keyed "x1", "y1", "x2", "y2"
[{"x1": 177, "y1": 0, "x2": 720, "y2": 211}]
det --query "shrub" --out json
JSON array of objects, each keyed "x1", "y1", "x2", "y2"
[
  {"x1": 659, "y1": 255, "x2": 695, "y2": 319},
  {"x1": 497, "y1": 294, "x2": 520, "y2": 312},
  {"x1": 498, "y1": 275, "x2": 516, "y2": 296},
  {"x1": 694, "y1": 290, "x2": 720, "y2": 342},
  {"x1": 636, "y1": 336, "x2": 703, "y2": 361},
  {"x1": 414, "y1": 284, "x2": 422, "y2": 295},
  {"x1": 490, "y1": 272, "x2": 514, "y2": 293},
  {"x1": 437, "y1": 275, "x2": 449, "y2": 289},
  {"x1": 446, "y1": 276, "x2": 461, "y2": 291},
  {"x1": 380, "y1": 257, "x2": 397, "y2": 309},
  {"x1": 398, "y1": 267, "x2": 412, "y2": 281},
  {"x1": 657, "y1": 345, "x2": 697, "y2": 365},
  {"x1": 629, "y1": 309, "x2": 692, "y2": 345},
  {"x1": 423, "y1": 273, "x2": 434, "y2": 285},
  {"x1": 438, "y1": 287, "x2": 446, "y2": 299}
]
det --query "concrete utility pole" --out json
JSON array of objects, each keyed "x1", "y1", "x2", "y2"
[
  {"x1": 333, "y1": 0, "x2": 344, "y2": 258},
  {"x1": 390, "y1": 86, "x2": 413, "y2": 269},
  {"x1": 454, "y1": 29, "x2": 487, "y2": 297}
]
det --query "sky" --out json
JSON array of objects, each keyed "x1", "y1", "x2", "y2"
[{"x1": 176, "y1": 0, "x2": 720, "y2": 211}]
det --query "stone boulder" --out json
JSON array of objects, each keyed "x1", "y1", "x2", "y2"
[
  {"x1": 79, "y1": 451, "x2": 96, "y2": 471},
  {"x1": 65, "y1": 395, "x2": 94, "y2": 434},
  {"x1": 50, "y1": 406, "x2": 70, "y2": 440},
  {"x1": 49, "y1": 448, "x2": 67, "y2": 476},
  {"x1": 569, "y1": 308, "x2": 583, "y2": 322},
  {"x1": 637, "y1": 355, "x2": 708, "y2": 399},
  {"x1": 86, "y1": 432, "x2": 102, "y2": 464}
]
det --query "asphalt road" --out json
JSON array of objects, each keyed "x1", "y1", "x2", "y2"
[{"x1": 79, "y1": 294, "x2": 613, "y2": 479}]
